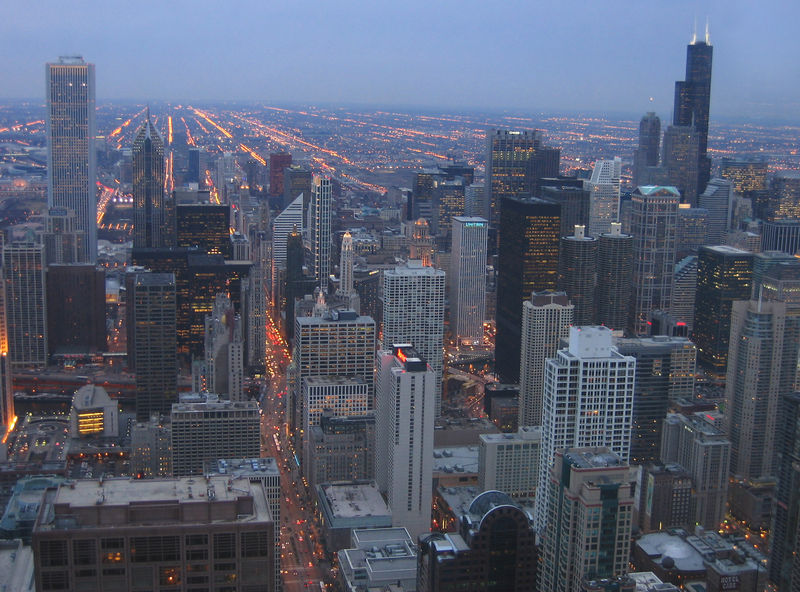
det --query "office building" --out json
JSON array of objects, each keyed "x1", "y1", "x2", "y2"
[
  {"x1": 131, "y1": 273, "x2": 177, "y2": 422},
  {"x1": 464, "y1": 182, "x2": 487, "y2": 219},
  {"x1": 132, "y1": 109, "x2": 168, "y2": 249},
  {"x1": 130, "y1": 416, "x2": 172, "y2": 478},
  {"x1": 307, "y1": 412, "x2": 375, "y2": 488},
  {"x1": 671, "y1": 255, "x2": 698, "y2": 330},
  {"x1": 769, "y1": 170, "x2": 800, "y2": 220},
  {"x1": 638, "y1": 463, "x2": 693, "y2": 533},
  {"x1": 615, "y1": 336, "x2": 697, "y2": 464},
  {"x1": 751, "y1": 250, "x2": 798, "y2": 298},
  {"x1": 693, "y1": 246, "x2": 753, "y2": 372},
  {"x1": 675, "y1": 204, "x2": 708, "y2": 258},
  {"x1": 697, "y1": 178, "x2": 732, "y2": 245},
  {"x1": 720, "y1": 157, "x2": 768, "y2": 194},
  {"x1": 539, "y1": 448, "x2": 635, "y2": 592},
  {"x1": 661, "y1": 125, "x2": 700, "y2": 205},
  {"x1": 761, "y1": 219, "x2": 800, "y2": 255},
  {"x1": 541, "y1": 180, "x2": 591, "y2": 239},
  {"x1": 32, "y1": 476, "x2": 276, "y2": 592},
  {"x1": 433, "y1": 178, "x2": 466, "y2": 241},
  {"x1": 588, "y1": 157, "x2": 622, "y2": 236},
  {"x1": 375, "y1": 346, "x2": 436, "y2": 540},
  {"x1": 271, "y1": 195, "x2": 303, "y2": 307},
  {"x1": 558, "y1": 226, "x2": 597, "y2": 325},
  {"x1": 170, "y1": 394, "x2": 260, "y2": 476},
  {"x1": 268, "y1": 152, "x2": 292, "y2": 196},
  {"x1": 417, "y1": 490, "x2": 537, "y2": 592},
  {"x1": 485, "y1": 129, "x2": 559, "y2": 226},
  {"x1": 633, "y1": 112, "x2": 661, "y2": 187},
  {"x1": 186, "y1": 147, "x2": 201, "y2": 184},
  {"x1": 3, "y1": 241, "x2": 47, "y2": 368},
  {"x1": 478, "y1": 427, "x2": 541, "y2": 498},
  {"x1": 450, "y1": 217, "x2": 488, "y2": 345},
  {"x1": 202, "y1": 293, "x2": 244, "y2": 401},
  {"x1": 46, "y1": 264, "x2": 105, "y2": 355},
  {"x1": 725, "y1": 267, "x2": 800, "y2": 481},
  {"x1": 175, "y1": 203, "x2": 231, "y2": 259},
  {"x1": 316, "y1": 482, "x2": 392, "y2": 553},
  {"x1": 40, "y1": 207, "x2": 85, "y2": 264},
  {"x1": 68, "y1": 384, "x2": 118, "y2": 439},
  {"x1": 596, "y1": 223, "x2": 633, "y2": 331},
  {"x1": 290, "y1": 310, "x2": 376, "y2": 441},
  {"x1": 310, "y1": 175, "x2": 332, "y2": 288},
  {"x1": 382, "y1": 261, "x2": 445, "y2": 413},
  {"x1": 673, "y1": 32, "x2": 713, "y2": 195},
  {"x1": 661, "y1": 413, "x2": 730, "y2": 529},
  {"x1": 339, "y1": 528, "x2": 418, "y2": 592},
  {"x1": 46, "y1": 56, "x2": 96, "y2": 262},
  {"x1": 282, "y1": 164, "x2": 312, "y2": 211},
  {"x1": 0, "y1": 352, "x2": 13, "y2": 433},
  {"x1": 496, "y1": 196, "x2": 561, "y2": 383},
  {"x1": 518, "y1": 291, "x2": 573, "y2": 427},
  {"x1": 629, "y1": 186, "x2": 680, "y2": 335},
  {"x1": 338, "y1": 230, "x2": 354, "y2": 296},
  {"x1": 535, "y1": 327, "x2": 636, "y2": 531}
]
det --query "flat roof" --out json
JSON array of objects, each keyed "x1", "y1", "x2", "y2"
[
  {"x1": 432, "y1": 446, "x2": 479, "y2": 474},
  {"x1": 318, "y1": 482, "x2": 390, "y2": 519},
  {"x1": 208, "y1": 458, "x2": 280, "y2": 478}
]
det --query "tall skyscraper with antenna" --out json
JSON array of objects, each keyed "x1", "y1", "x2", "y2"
[
  {"x1": 674, "y1": 24, "x2": 713, "y2": 195},
  {"x1": 133, "y1": 109, "x2": 167, "y2": 249},
  {"x1": 46, "y1": 56, "x2": 96, "y2": 262}
]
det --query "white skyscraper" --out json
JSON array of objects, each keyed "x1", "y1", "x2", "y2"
[
  {"x1": 46, "y1": 56, "x2": 96, "y2": 262},
  {"x1": 311, "y1": 175, "x2": 332, "y2": 289},
  {"x1": 518, "y1": 291, "x2": 573, "y2": 427},
  {"x1": 382, "y1": 261, "x2": 446, "y2": 414},
  {"x1": 450, "y1": 217, "x2": 488, "y2": 345},
  {"x1": 271, "y1": 195, "x2": 303, "y2": 306},
  {"x1": 375, "y1": 345, "x2": 436, "y2": 540},
  {"x1": 588, "y1": 157, "x2": 621, "y2": 236},
  {"x1": 339, "y1": 231, "x2": 354, "y2": 296},
  {"x1": 534, "y1": 326, "x2": 636, "y2": 531}
]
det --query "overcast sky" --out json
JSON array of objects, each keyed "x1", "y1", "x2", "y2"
[{"x1": 2, "y1": 0, "x2": 798, "y2": 120}]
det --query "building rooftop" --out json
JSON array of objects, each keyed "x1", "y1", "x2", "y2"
[
  {"x1": 0, "y1": 539, "x2": 34, "y2": 592},
  {"x1": 479, "y1": 426, "x2": 541, "y2": 444},
  {"x1": 564, "y1": 448, "x2": 625, "y2": 469},
  {"x1": 207, "y1": 457, "x2": 280, "y2": 478},
  {"x1": 636, "y1": 185, "x2": 681, "y2": 197},
  {"x1": 317, "y1": 482, "x2": 391, "y2": 520},
  {"x1": 701, "y1": 245, "x2": 752, "y2": 256},
  {"x1": 71, "y1": 384, "x2": 113, "y2": 410},
  {"x1": 636, "y1": 531, "x2": 707, "y2": 573},
  {"x1": 432, "y1": 446, "x2": 478, "y2": 475},
  {"x1": 304, "y1": 375, "x2": 368, "y2": 387}
]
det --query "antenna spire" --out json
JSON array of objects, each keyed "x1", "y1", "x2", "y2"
[
  {"x1": 705, "y1": 17, "x2": 710, "y2": 45},
  {"x1": 691, "y1": 17, "x2": 697, "y2": 44}
]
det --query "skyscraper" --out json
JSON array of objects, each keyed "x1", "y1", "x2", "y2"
[
  {"x1": 558, "y1": 225, "x2": 597, "y2": 325},
  {"x1": 338, "y1": 231, "x2": 354, "y2": 296},
  {"x1": 131, "y1": 273, "x2": 177, "y2": 422},
  {"x1": 311, "y1": 175, "x2": 332, "y2": 289},
  {"x1": 674, "y1": 31, "x2": 713, "y2": 196},
  {"x1": 541, "y1": 181, "x2": 591, "y2": 239},
  {"x1": 495, "y1": 196, "x2": 561, "y2": 383},
  {"x1": 697, "y1": 178, "x2": 732, "y2": 245},
  {"x1": 629, "y1": 186, "x2": 680, "y2": 335},
  {"x1": 588, "y1": 157, "x2": 622, "y2": 236},
  {"x1": 46, "y1": 264, "x2": 106, "y2": 355},
  {"x1": 268, "y1": 152, "x2": 292, "y2": 196},
  {"x1": 375, "y1": 346, "x2": 435, "y2": 540},
  {"x1": 633, "y1": 112, "x2": 661, "y2": 187},
  {"x1": 518, "y1": 291, "x2": 573, "y2": 428},
  {"x1": 45, "y1": 56, "x2": 96, "y2": 262},
  {"x1": 40, "y1": 207, "x2": 85, "y2": 264},
  {"x1": 661, "y1": 125, "x2": 700, "y2": 205},
  {"x1": 535, "y1": 326, "x2": 636, "y2": 531},
  {"x1": 382, "y1": 261, "x2": 445, "y2": 414},
  {"x1": 671, "y1": 255, "x2": 698, "y2": 330},
  {"x1": 133, "y1": 109, "x2": 167, "y2": 249},
  {"x1": 596, "y1": 223, "x2": 633, "y2": 331},
  {"x1": 770, "y1": 170, "x2": 800, "y2": 220},
  {"x1": 3, "y1": 241, "x2": 47, "y2": 368},
  {"x1": 693, "y1": 245, "x2": 753, "y2": 373},
  {"x1": 270, "y1": 195, "x2": 303, "y2": 308},
  {"x1": 450, "y1": 217, "x2": 488, "y2": 345}
]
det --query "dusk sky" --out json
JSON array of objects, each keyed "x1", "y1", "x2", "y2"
[{"x1": 2, "y1": 0, "x2": 798, "y2": 120}]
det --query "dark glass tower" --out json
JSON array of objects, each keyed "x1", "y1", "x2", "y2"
[
  {"x1": 495, "y1": 196, "x2": 560, "y2": 383},
  {"x1": 674, "y1": 34, "x2": 713, "y2": 195},
  {"x1": 633, "y1": 112, "x2": 661, "y2": 187},
  {"x1": 133, "y1": 109, "x2": 167, "y2": 249},
  {"x1": 557, "y1": 225, "x2": 597, "y2": 325},
  {"x1": 596, "y1": 223, "x2": 633, "y2": 332}
]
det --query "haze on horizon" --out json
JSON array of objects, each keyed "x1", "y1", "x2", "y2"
[{"x1": 2, "y1": 0, "x2": 798, "y2": 122}]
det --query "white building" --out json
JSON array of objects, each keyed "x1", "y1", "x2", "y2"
[
  {"x1": 375, "y1": 346, "x2": 436, "y2": 540},
  {"x1": 588, "y1": 157, "x2": 621, "y2": 236},
  {"x1": 69, "y1": 384, "x2": 118, "y2": 438},
  {"x1": 46, "y1": 56, "x2": 96, "y2": 262},
  {"x1": 478, "y1": 426, "x2": 541, "y2": 498},
  {"x1": 518, "y1": 291, "x2": 573, "y2": 427},
  {"x1": 382, "y1": 261, "x2": 445, "y2": 414},
  {"x1": 534, "y1": 326, "x2": 636, "y2": 531},
  {"x1": 338, "y1": 528, "x2": 417, "y2": 592},
  {"x1": 450, "y1": 217, "x2": 488, "y2": 345}
]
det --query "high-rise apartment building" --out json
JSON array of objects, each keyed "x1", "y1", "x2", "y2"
[
  {"x1": 535, "y1": 327, "x2": 636, "y2": 531},
  {"x1": 629, "y1": 186, "x2": 680, "y2": 335},
  {"x1": 539, "y1": 448, "x2": 635, "y2": 592},
  {"x1": 478, "y1": 427, "x2": 541, "y2": 498},
  {"x1": 3, "y1": 241, "x2": 47, "y2": 368},
  {"x1": 615, "y1": 336, "x2": 697, "y2": 464},
  {"x1": 496, "y1": 196, "x2": 561, "y2": 383},
  {"x1": 518, "y1": 291, "x2": 573, "y2": 428},
  {"x1": 661, "y1": 412, "x2": 730, "y2": 529},
  {"x1": 170, "y1": 395, "x2": 261, "y2": 476},
  {"x1": 382, "y1": 261, "x2": 445, "y2": 413},
  {"x1": 588, "y1": 157, "x2": 622, "y2": 236},
  {"x1": 673, "y1": 33, "x2": 713, "y2": 195},
  {"x1": 131, "y1": 273, "x2": 177, "y2": 422},
  {"x1": 693, "y1": 246, "x2": 753, "y2": 373},
  {"x1": 375, "y1": 346, "x2": 435, "y2": 540},
  {"x1": 596, "y1": 223, "x2": 633, "y2": 331},
  {"x1": 633, "y1": 112, "x2": 661, "y2": 187},
  {"x1": 46, "y1": 56, "x2": 96, "y2": 262},
  {"x1": 558, "y1": 226, "x2": 597, "y2": 325},
  {"x1": 311, "y1": 175, "x2": 332, "y2": 289},
  {"x1": 450, "y1": 217, "x2": 488, "y2": 345},
  {"x1": 133, "y1": 110, "x2": 168, "y2": 249}
]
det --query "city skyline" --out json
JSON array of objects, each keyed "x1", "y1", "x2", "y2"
[{"x1": 1, "y1": 2, "x2": 799, "y2": 121}]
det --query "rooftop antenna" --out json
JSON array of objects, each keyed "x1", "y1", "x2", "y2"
[
  {"x1": 691, "y1": 17, "x2": 697, "y2": 44},
  {"x1": 705, "y1": 17, "x2": 710, "y2": 45}
]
